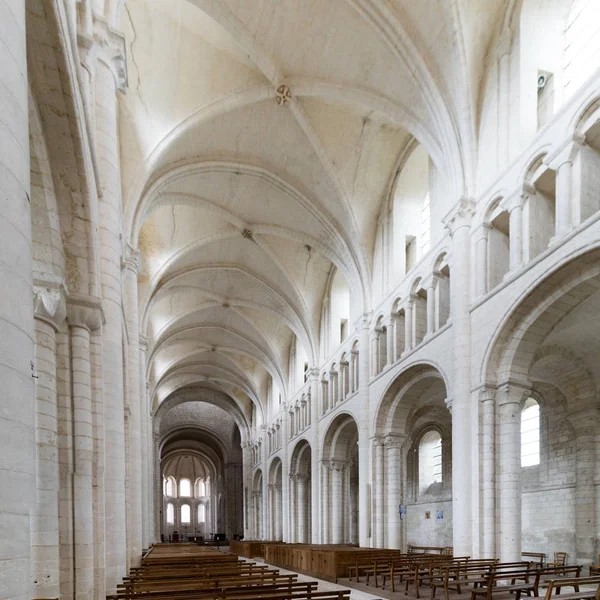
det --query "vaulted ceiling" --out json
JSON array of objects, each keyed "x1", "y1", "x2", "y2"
[{"x1": 119, "y1": 0, "x2": 507, "y2": 433}]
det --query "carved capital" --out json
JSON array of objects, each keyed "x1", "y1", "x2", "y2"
[
  {"x1": 384, "y1": 434, "x2": 406, "y2": 448},
  {"x1": 354, "y1": 311, "x2": 372, "y2": 331},
  {"x1": 33, "y1": 278, "x2": 67, "y2": 330},
  {"x1": 139, "y1": 335, "x2": 149, "y2": 352},
  {"x1": 67, "y1": 293, "x2": 104, "y2": 331},
  {"x1": 479, "y1": 386, "x2": 496, "y2": 403},
  {"x1": 122, "y1": 245, "x2": 140, "y2": 274},
  {"x1": 443, "y1": 198, "x2": 476, "y2": 236},
  {"x1": 93, "y1": 16, "x2": 128, "y2": 93},
  {"x1": 329, "y1": 459, "x2": 348, "y2": 472},
  {"x1": 444, "y1": 397, "x2": 453, "y2": 413},
  {"x1": 498, "y1": 380, "x2": 531, "y2": 407}
]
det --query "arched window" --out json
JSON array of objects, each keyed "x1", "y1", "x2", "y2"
[
  {"x1": 181, "y1": 504, "x2": 191, "y2": 524},
  {"x1": 179, "y1": 478, "x2": 192, "y2": 497},
  {"x1": 205, "y1": 477, "x2": 211, "y2": 496},
  {"x1": 195, "y1": 478, "x2": 206, "y2": 497},
  {"x1": 521, "y1": 397, "x2": 540, "y2": 466},
  {"x1": 419, "y1": 430, "x2": 443, "y2": 494},
  {"x1": 166, "y1": 503, "x2": 175, "y2": 525},
  {"x1": 198, "y1": 504, "x2": 205, "y2": 522},
  {"x1": 164, "y1": 476, "x2": 175, "y2": 497}
]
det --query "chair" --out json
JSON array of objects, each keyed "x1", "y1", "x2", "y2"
[
  {"x1": 547, "y1": 552, "x2": 567, "y2": 575},
  {"x1": 590, "y1": 554, "x2": 600, "y2": 576}
]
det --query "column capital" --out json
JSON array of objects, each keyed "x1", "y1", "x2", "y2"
[
  {"x1": 371, "y1": 435, "x2": 385, "y2": 448},
  {"x1": 443, "y1": 197, "x2": 476, "y2": 236},
  {"x1": 307, "y1": 367, "x2": 320, "y2": 380},
  {"x1": 33, "y1": 277, "x2": 67, "y2": 330},
  {"x1": 444, "y1": 397, "x2": 453, "y2": 413},
  {"x1": 384, "y1": 434, "x2": 406, "y2": 448},
  {"x1": 545, "y1": 133, "x2": 586, "y2": 170},
  {"x1": 329, "y1": 459, "x2": 348, "y2": 472},
  {"x1": 122, "y1": 245, "x2": 141, "y2": 274},
  {"x1": 67, "y1": 293, "x2": 104, "y2": 331},
  {"x1": 498, "y1": 380, "x2": 531, "y2": 407},
  {"x1": 139, "y1": 335, "x2": 149, "y2": 352},
  {"x1": 478, "y1": 385, "x2": 497, "y2": 403},
  {"x1": 93, "y1": 15, "x2": 128, "y2": 92},
  {"x1": 354, "y1": 311, "x2": 372, "y2": 331}
]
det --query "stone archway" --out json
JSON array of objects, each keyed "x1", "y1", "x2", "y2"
[
  {"x1": 483, "y1": 250, "x2": 600, "y2": 563},
  {"x1": 289, "y1": 440, "x2": 312, "y2": 543},
  {"x1": 374, "y1": 364, "x2": 450, "y2": 549},
  {"x1": 322, "y1": 414, "x2": 359, "y2": 544},
  {"x1": 268, "y1": 457, "x2": 283, "y2": 541}
]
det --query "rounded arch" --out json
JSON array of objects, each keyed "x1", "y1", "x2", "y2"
[
  {"x1": 481, "y1": 246, "x2": 600, "y2": 386},
  {"x1": 374, "y1": 362, "x2": 449, "y2": 436},
  {"x1": 289, "y1": 439, "x2": 312, "y2": 476},
  {"x1": 322, "y1": 413, "x2": 359, "y2": 463}
]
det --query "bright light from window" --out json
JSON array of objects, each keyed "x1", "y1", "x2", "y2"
[
  {"x1": 164, "y1": 477, "x2": 174, "y2": 497},
  {"x1": 180, "y1": 478, "x2": 191, "y2": 497},
  {"x1": 521, "y1": 398, "x2": 540, "y2": 466},
  {"x1": 198, "y1": 504, "x2": 205, "y2": 522},
  {"x1": 166, "y1": 503, "x2": 174, "y2": 525},
  {"x1": 181, "y1": 504, "x2": 191, "y2": 524},
  {"x1": 419, "y1": 430, "x2": 442, "y2": 494}
]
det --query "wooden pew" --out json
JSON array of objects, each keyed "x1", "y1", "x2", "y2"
[
  {"x1": 523, "y1": 553, "x2": 546, "y2": 568},
  {"x1": 541, "y1": 576, "x2": 600, "y2": 600}
]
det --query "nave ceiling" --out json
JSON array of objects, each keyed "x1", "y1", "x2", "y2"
[{"x1": 118, "y1": 0, "x2": 507, "y2": 428}]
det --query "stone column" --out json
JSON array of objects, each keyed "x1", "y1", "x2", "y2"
[
  {"x1": 68, "y1": 294, "x2": 103, "y2": 599},
  {"x1": 139, "y1": 336, "x2": 150, "y2": 547},
  {"x1": 443, "y1": 198, "x2": 475, "y2": 556},
  {"x1": 297, "y1": 475, "x2": 309, "y2": 543},
  {"x1": 386, "y1": 435, "x2": 405, "y2": 550},
  {"x1": 386, "y1": 317, "x2": 394, "y2": 367},
  {"x1": 475, "y1": 225, "x2": 490, "y2": 297},
  {"x1": 275, "y1": 484, "x2": 283, "y2": 540},
  {"x1": 0, "y1": 0, "x2": 35, "y2": 597},
  {"x1": 426, "y1": 277, "x2": 436, "y2": 336},
  {"x1": 241, "y1": 442, "x2": 252, "y2": 539},
  {"x1": 356, "y1": 314, "x2": 371, "y2": 546},
  {"x1": 498, "y1": 383, "x2": 528, "y2": 561},
  {"x1": 373, "y1": 438, "x2": 385, "y2": 547},
  {"x1": 153, "y1": 432, "x2": 162, "y2": 543},
  {"x1": 320, "y1": 462, "x2": 330, "y2": 543},
  {"x1": 123, "y1": 246, "x2": 143, "y2": 567},
  {"x1": 308, "y1": 368, "x2": 321, "y2": 543},
  {"x1": 403, "y1": 301, "x2": 413, "y2": 354},
  {"x1": 330, "y1": 461, "x2": 345, "y2": 544},
  {"x1": 371, "y1": 332, "x2": 379, "y2": 377},
  {"x1": 32, "y1": 284, "x2": 66, "y2": 599},
  {"x1": 480, "y1": 387, "x2": 496, "y2": 558},
  {"x1": 507, "y1": 194, "x2": 524, "y2": 272},
  {"x1": 569, "y1": 409, "x2": 598, "y2": 565},
  {"x1": 94, "y1": 20, "x2": 128, "y2": 592}
]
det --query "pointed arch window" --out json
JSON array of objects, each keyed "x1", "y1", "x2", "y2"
[{"x1": 521, "y1": 397, "x2": 540, "y2": 466}]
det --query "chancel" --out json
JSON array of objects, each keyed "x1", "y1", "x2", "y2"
[{"x1": 2, "y1": 1, "x2": 600, "y2": 599}]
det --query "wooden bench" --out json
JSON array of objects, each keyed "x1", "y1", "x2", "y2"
[
  {"x1": 540, "y1": 576, "x2": 600, "y2": 600},
  {"x1": 523, "y1": 553, "x2": 546, "y2": 568},
  {"x1": 470, "y1": 566, "x2": 537, "y2": 600}
]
